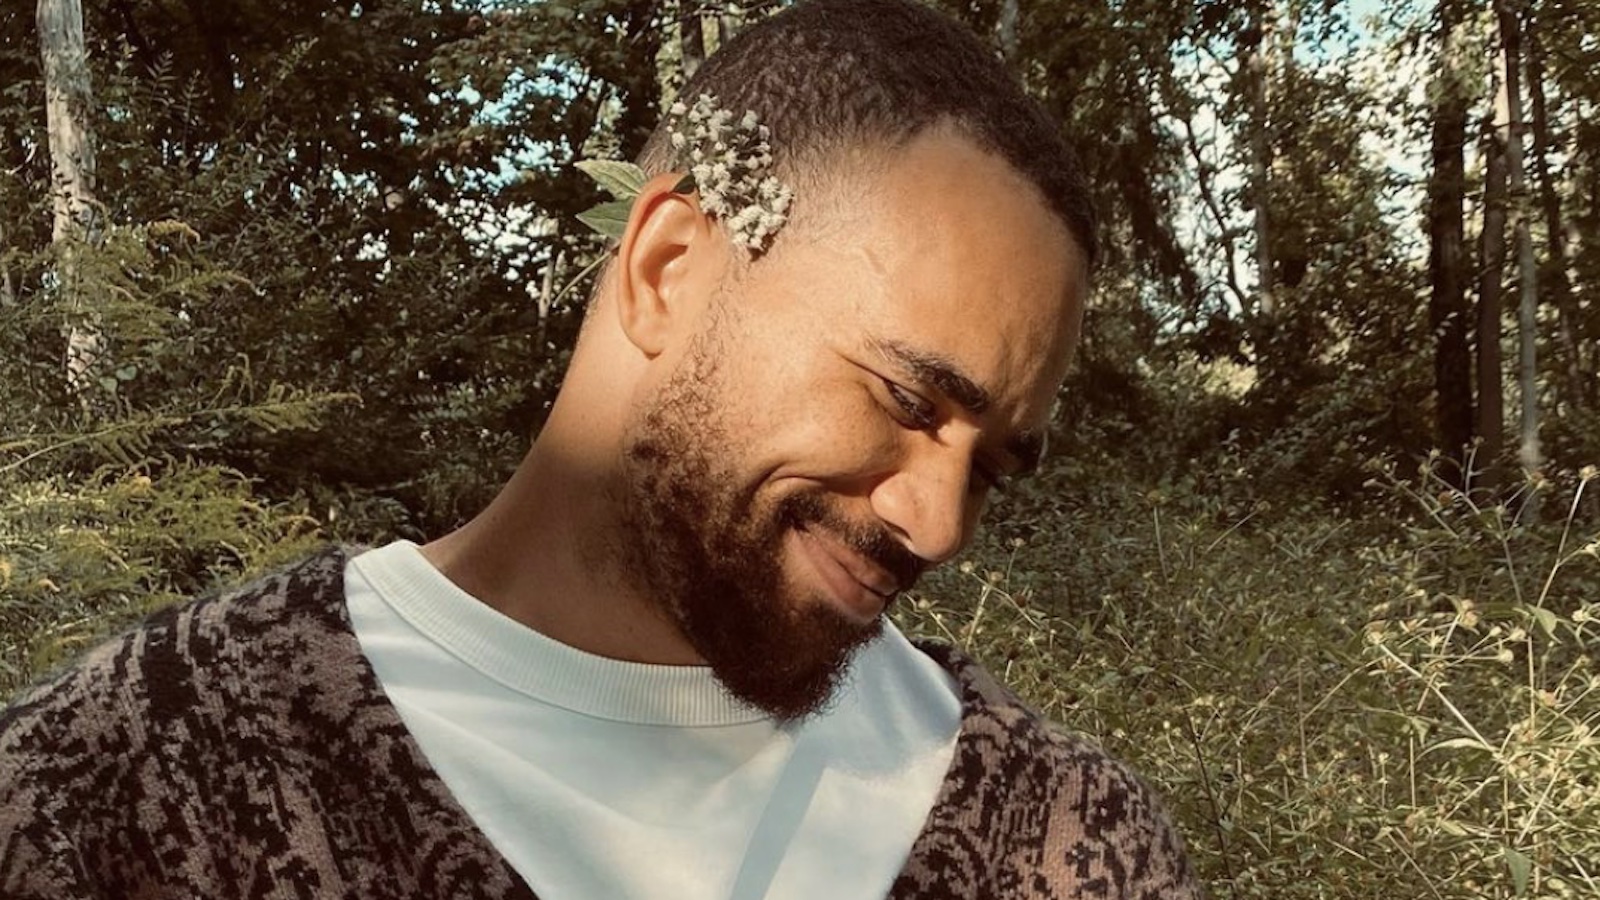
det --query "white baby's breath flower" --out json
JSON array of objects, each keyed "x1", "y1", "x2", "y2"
[{"x1": 666, "y1": 93, "x2": 793, "y2": 253}]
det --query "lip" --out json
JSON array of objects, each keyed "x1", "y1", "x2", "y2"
[{"x1": 793, "y1": 526, "x2": 898, "y2": 624}]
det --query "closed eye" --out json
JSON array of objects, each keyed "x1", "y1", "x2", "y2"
[
  {"x1": 884, "y1": 379, "x2": 936, "y2": 430},
  {"x1": 882, "y1": 377, "x2": 1012, "y2": 495}
]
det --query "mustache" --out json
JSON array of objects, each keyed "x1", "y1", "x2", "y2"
[{"x1": 778, "y1": 492, "x2": 926, "y2": 594}]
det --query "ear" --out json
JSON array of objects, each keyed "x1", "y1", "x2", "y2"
[{"x1": 614, "y1": 173, "x2": 716, "y2": 358}]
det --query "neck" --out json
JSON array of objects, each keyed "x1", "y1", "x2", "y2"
[{"x1": 420, "y1": 430, "x2": 704, "y2": 667}]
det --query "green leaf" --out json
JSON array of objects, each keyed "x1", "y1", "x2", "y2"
[
  {"x1": 1530, "y1": 605, "x2": 1559, "y2": 638},
  {"x1": 1422, "y1": 737, "x2": 1494, "y2": 755},
  {"x1": 1504, "y1": 846, "x2": 1531, "y2": 896},
  {"x1": 576, "y1": 200, "x2": 635, "y2": 240},
  {"x1": 575, "y1": 160, "x2": 647, "y2": 200}
]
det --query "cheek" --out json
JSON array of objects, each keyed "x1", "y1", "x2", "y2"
[{"x1": 763, "y1": 382, "x2": 902, "y2": 479}]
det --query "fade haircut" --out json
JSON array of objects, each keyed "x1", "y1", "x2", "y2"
[{"x1": 636, "y1": 0, "x2": 1099, "y2": 270}]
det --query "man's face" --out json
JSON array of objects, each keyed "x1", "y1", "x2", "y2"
[{"x1": 615, "y1": 128, "x2": 1086, "y2": 721}]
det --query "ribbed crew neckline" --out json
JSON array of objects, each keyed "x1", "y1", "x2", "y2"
[{"x1": 351, "y1": 541, "x2": 771, "y2": 727}]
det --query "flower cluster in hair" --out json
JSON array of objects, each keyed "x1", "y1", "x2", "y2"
[
  {"x1": 575, "y1": 94, "x2": 793, "y2": 255},
  {"x1": 667, "y1": 94, "x2": 793, "y2": 252}
]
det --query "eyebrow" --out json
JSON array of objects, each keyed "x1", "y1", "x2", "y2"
[{"x1": 869, "y1": 337, "x2": 1047, "y2": 476}]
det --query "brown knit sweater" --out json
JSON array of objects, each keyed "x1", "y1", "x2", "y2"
[{"x1": 0, "y1": 547, "x2": 1199, "y2": 898}]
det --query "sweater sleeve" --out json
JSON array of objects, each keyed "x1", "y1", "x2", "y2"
[
  {"x1": 890, "y1": 642, "x2": 1203, "y2": 899},
  {"x1": 0, "y1": 796, "x2": 99, "y2": 899},
  {"x1": 0, "y1": 606, "x2": 233, "y2": 899},
  {"x1": 1035, "y1": 742, "x2": 1201, "y2": 899},
  {"x1": 0, "y1": 677, "x2": 112, "y2": 900}
]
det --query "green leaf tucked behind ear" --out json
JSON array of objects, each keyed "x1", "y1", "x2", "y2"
[
  {"x1": 576, "y1": 199, "x2": 635, "y2": 240},
  {"x1": 576, "y1": 160, "x2": 648, "y2": 200}
]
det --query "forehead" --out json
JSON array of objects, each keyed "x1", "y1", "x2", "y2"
[{"x1": 762, "y1": 128, "x2": 1087, "y2": 419}]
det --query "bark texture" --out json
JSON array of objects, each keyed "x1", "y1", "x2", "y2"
[
  {"x1": 1428, "y1": 0, "x2": 1473, "y2": 481},
  {"x1": 681, "y1": 0, "x2": 705, "y2": 81},
  {"x1": 997, "y1": 0, "x2": 1019, "y2": 62},
  {"x1": 1524, "y1": 6, "x2": 1588, "y2": 408},
  {"x1": 1493, "y1": 0, "x2": 1542, "y2": 511},
  {"x1": 1477, "y1": 62, "x2": 1509, "y2": 495},
  {"x1": 38, "y1": 0, "x2": 104, "y2": 394}
]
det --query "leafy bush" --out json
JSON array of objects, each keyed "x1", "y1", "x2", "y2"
[{"x1": 0, "y1": 225, "x2": 345, "y2": 697}]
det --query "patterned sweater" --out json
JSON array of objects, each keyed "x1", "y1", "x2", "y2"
[{"x1": 0, "y1": 548, "x2": 1200, "y2": 899}]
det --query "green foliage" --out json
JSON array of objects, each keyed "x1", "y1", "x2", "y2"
[
  {"x1": 0, "y1": 462, "x2": 322, "y2": 696},
  {"x1": 0, "y1": 222, "x2": 348, "y2": 697}
]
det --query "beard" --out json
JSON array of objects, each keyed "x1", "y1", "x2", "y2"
[{"x1": 613, "y1": 319, "x2": 924, "y2": 722}]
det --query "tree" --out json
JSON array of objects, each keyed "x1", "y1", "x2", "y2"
[
  {"x1": 996, "y1": 0, "x2": 1018, "y2": 62},
  {"x1": 36, "y1": 0, "x2": 101, "y2": 396},
  {"x1": 1245, "y1": 0, "x2": 1275, "y2": 325},
  {"x1": 1493, "y1": 0, "x2": 1542, "y2": 510},
  {"x1": 1477, "y1": 87, "x2": 1509, "y2": 496},
  {"x1": 681, "y1": 0, "x2": 707, "y2": 80},
  {"x1": 1427, "y1": 0, "x2": 1473, "y2": 483},
  {"x1": 1523, "y1": 2, "x2": 1587, "y2": 410}
]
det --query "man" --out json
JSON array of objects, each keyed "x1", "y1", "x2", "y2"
[{"x1": 0, "y1": 0, "x2": 1199, "y2": 897}]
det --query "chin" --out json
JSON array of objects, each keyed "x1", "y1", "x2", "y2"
[{"x1": 691, "y1": 572, "x2": 885, "y2": 723}]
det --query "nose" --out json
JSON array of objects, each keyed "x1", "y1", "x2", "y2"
[{"x1": 868, "y1": 445, "x2": 980, "y2": 565}]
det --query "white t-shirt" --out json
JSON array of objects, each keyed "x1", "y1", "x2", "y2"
[{"x1": 345, "y1": 541, "x2": 961, "y2": 899}]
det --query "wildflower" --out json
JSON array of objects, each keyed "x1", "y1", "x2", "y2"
[
  {"x1": 665, "y1": 94, "x2": 794, "y2": 252},
  {"x1": 576, "y1": 95, "x2": 793, "y2": 253}
]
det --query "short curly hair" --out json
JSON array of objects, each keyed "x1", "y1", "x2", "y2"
[{"x1": 637, "y1": 0, "x2": 1099, "y2": 270}]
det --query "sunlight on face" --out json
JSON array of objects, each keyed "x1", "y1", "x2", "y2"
[{"x1": 614, "y1": 125, "x2": 1089, "y2": 720}]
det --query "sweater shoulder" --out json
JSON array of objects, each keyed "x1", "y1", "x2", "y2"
[
  {"x1": 0, "y1": 548, "x2": 353, "y2": 791},
  {"x1": 898, "y1": 642, "x2": 1201, "y2": 900},
  {"x1": 0, "y1": 546, "x2": 533, "y2": 898}
]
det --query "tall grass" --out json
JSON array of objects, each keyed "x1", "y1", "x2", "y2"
[{"x1": 897, "y1": 463, "x2": 1599, "y2": 899}]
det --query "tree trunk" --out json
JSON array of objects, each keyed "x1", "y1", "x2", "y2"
[
  {"x1": 1428, "y1": 0, "x2": 1473, "y2": 483},
  {"x1": 715, "y1": 0, "x2": 742, "y2": 54},
  {"x1": 0, "y1": 217, "x2": 14, "y2": 307},
  {"x1": 1246, "y1": 0, "x2": 1274, "y2": 320},
  {"x1": 1477, "y1": 67, "x2": 1509, "y2": 496},
  {"x1": 38, "y1": 0, "x2": 104, "y2": 395},
  {"x1": 996, "y1": 0, "x2": 1019, "y2": 62},
  {"x1": 1494, "y1": 0, "x2": 1542, "y2": 516},
  {"x1": 1524, "y1": 5, "x2": 1588, "y2": 408},
  {"x1": 681, "y1": 0, "x2": 705, "y2": 81}
]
